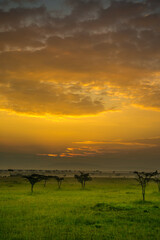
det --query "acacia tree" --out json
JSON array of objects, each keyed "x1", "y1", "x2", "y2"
[
  {"x1": 43, "y1": 175, "x2": 53, "y2": 187},
  {"x1": 23, "y1": 174, "x2": 45, "y2": 193},
  {"x1": 74, "y1": 172, "x2": 92, "y2": 189},
  {"x1": 134, "y1": 171, "x2": 157, "y2": 201},
  {"x1": 53, "y1": 176, "x2": 65, "y2": 189},
  {"x1": 153, "y1": 172, "x2": 160, "y2": 192}
]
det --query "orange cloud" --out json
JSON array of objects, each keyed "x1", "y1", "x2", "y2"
[
  {"x1": 58, "y1": 138, "x2": 158, "y2": 158},
  {"x1": 37, "y1": 153, "x2": 58, "y2": 157}
]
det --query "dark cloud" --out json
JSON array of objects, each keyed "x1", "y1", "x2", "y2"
[
  {"x1": 0, "y1": 5, "x2": 47, "y2": 28},
  {"x1": 0, "y1": 0, "x2": 39, "y2": 7},
  {"x1": 0, "y1": 26, "x2": 45, "y2": 51},
  {"x1": 130, "y1": 13, "x2": 160, "y2": 32}
]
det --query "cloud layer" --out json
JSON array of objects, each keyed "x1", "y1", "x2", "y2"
[
  {"x1": 0, "y1": 0, "x2": 160, "y2": 116},
  {"x1": 40, "y1": 137, "x2": 160, "y2": 158}
]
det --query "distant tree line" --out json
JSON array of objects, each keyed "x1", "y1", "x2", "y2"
[{"x1": 3, "y1": 169, "x2": 160, "y2": 201}]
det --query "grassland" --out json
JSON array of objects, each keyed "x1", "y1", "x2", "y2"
[{"x1": 0, "y1": 177, "x2": 160, "y2": 240}]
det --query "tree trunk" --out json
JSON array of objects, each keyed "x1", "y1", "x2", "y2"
[
  {"x1": 44, "y1": 180, "x2": 47, "y2": 187},
  {"x1": 31, "y1": 184, "x2": 34, "y2": 193},
  {"x1": 142, "y1": 192, "x2": 145, "y2": 201},
  {"x1": 142, "y1": 185, "x2": 145, "y2": 201},
  {"x1": 58, "y1": 181, "x2": 61, "y2": 189}
]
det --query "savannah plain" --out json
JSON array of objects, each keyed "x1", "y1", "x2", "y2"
[{"x1": 0, "y1": 175, "x2": 159, "y2": 240}]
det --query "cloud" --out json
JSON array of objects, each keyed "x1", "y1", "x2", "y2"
[
  {"x1": 0, "y1": 5, "x2": 47, "y2": 28},
  {"x1": 37, "y1": 153, "x2": 58, "y2": 157},
  {"x1": 0, "y1": 0, "x2": 38, "y2": 6},
  {"x1": 0, "y1": 0, "x2": 160, "y2": 115},
  {"x1": 0, "y1": 27, "x2": 45, "y2": 51},
  {"x1": 55, "y1": 138, "x2": 159, "y2": 158},
  {"x1": 131, "y1": 82, "x2": 160, "y2": 111},
  {"x1": 0, "y1": 79, "x2": 106, "y2": 116}
]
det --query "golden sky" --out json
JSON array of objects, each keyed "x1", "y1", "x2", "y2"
[{"x1": 0, "y1": 0, "x2": 160, "y2": 170}]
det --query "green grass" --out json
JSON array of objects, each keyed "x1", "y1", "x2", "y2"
[{"x1": 0, "y1": 177, "x2": 160, "y2": 240}]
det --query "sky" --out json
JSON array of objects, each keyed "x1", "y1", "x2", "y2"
[{"x1": 0, "y1": 0, "x2": 160, "y2": 170}]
